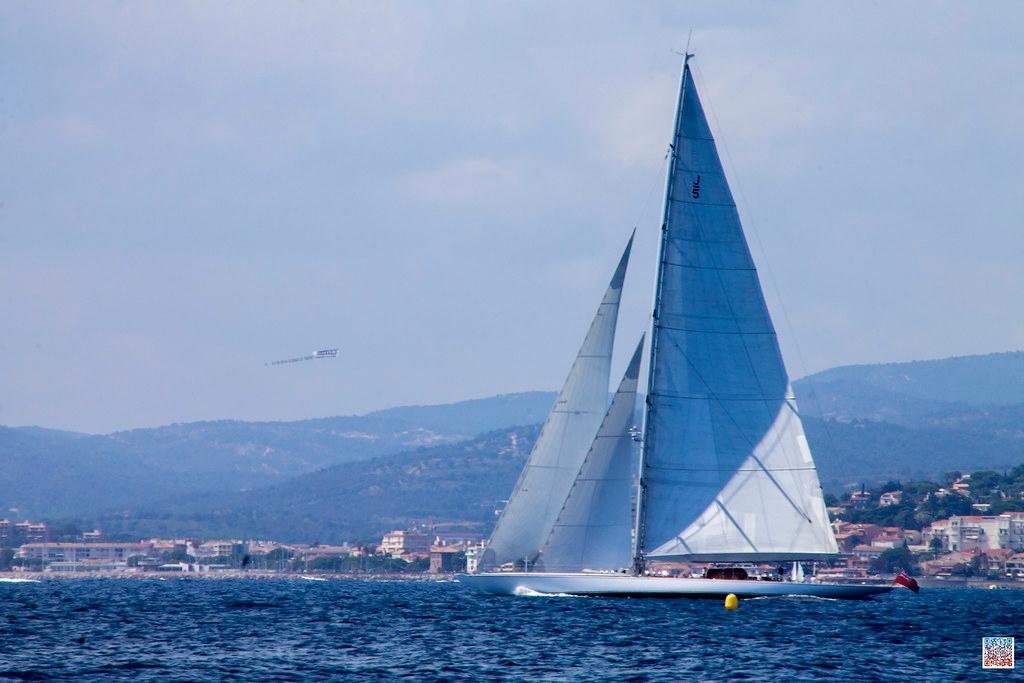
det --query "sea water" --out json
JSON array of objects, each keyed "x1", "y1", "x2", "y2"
[{"x1": 0, "y1": 578, "x2": 1018, "y2": 681}]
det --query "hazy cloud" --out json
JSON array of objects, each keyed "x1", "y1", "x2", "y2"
[{"x1": 2, "y1": 1, "x2": 1022, "y2": 432}]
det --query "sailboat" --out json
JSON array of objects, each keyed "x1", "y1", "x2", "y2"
[{"x1": 460, "y1": 55, "x2": 892, "y2": 599}]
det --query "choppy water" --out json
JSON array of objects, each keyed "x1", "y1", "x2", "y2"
[{"x1": 0, "y1": 578, "x2": 1018, "y2": 681}]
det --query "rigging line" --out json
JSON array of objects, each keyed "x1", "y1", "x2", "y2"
[
  {"x1": 485, "y1": 425, "x2": 557, "y2": 566},
  {"x1": 662, "y1": 260, "x2": 756, "y2": 272},
  {"x1": 668, "y1": 198, "x2": 736, "y2": 207},
  {"x1": 651, "y1": 392, "x2": 791, "y2": 402},
  {"x1": 541, "y1": 398, "x2": 578, "y2": 544},
  {"x1": 670, "y1": 236, "x2": 746, "y2": 245},
  {"x1": 715, "y1": 500, "x2": 760, "y2": 552},
  {"x1": 540, "y1": 394, "x2": 614, "y2": 561},
  {"x1": 489, "y1": 239, "x2": 629, "y2": 562},
  {"x1": 670, "y1": 102, "x2": 777, "y2": 422},
  {"x1": 653, "y1": 326, "x2": 778, "y2": 337},
  {"x1": 688, "y1": 60, "x2": 845, "y2": 492},
  {"x1": 666, "y1": 533, "x2": 695, "y2": 555},
  {"x1": 633, "y1": 155, "x2": 670, "y2": 232},
  {"x1": 647, "y1": 466, "x2": 819, "y2": 472},
  {"x1": 679, "y1": 139, "x2": 778, "y2": 451},
  {"x1": 663, "y1": 339, "x2": 814, "y2": 523}
]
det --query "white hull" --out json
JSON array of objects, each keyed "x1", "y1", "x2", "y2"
[{"x1": 458, "y1": 572, "x2": 893, "y2": 600}]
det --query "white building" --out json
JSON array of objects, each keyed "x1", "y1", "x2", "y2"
[
  {"x1": 1006, "y1": 553, "x2": 1024, "y2": 580},
  {"x1": 380, "y1": 530, "x2": 430, "y2": 557},
  {"x1": 17, "y1": 542, "x2": 152, "y2": 563},
  {"x1": 463, "y1": 542, "x2": 487, "y2": 574},
  {"x1": 879, "y1": 491, "x2": 903, "y2": 507},
  {"x1": 924, "y1": 514, "x2": 1024, "y2": 552},
  {"x1": 187, "y1": 540, "x2": 245, "y2": 559}
]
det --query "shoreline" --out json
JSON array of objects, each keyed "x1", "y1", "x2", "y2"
[{"x1": 0, "y1": 570, "x2": 458, "y2": 582}]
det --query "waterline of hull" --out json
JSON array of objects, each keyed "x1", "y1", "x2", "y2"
[{"x1": 458, "y1": 573, "x2": 894, "y2": 600}]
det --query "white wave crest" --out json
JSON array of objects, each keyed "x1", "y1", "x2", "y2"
[{"x1": 512, "y1": 586, "x2": 580, "y2": 598}]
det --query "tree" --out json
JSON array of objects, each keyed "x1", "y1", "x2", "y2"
[
  {"x1": 903, "y1": 481, "x2": 940, "y2": 498},
  {"x1": 160, "y1": 549, "x2": 191, "y2": 564},
  {"x1": 406, "y1": 557, "x2": 430, "y2": 573},
  {"x1": 256, "y1": 548, "x2": 294, "y2": 570},
  {"x1": 949, "y1": 562, "x2": 973, "y2": 577},
  {"x1": 49, "y1": 521, "x2": 82, "y2": 540},
  {"x1": 991, "y1": 499, "x2": 1024, "y2": 514},
  {"x1": 968, "y1": 471, "x2": 1003, "y2": 493},
  {"x1": 870, "y1": 544, "x2": 916, "y2": 574},
  {"x1": 452, "y1": 551, "x2": 467, "y2": 572},
  {"x1": 306, "y1": 554, "x2": 430, "y2": 574},
  {"x1": 879, "y1": 480, "x2": 903, "y2": 494},
  {"x1": 914, "y1": 493, "x2": 974, "y2": 529},
  {"x1": 11, "y1": 557, "x2": 44, "y2": 571},
  {"x1": 840, "y1": 501, "x2": 920, "y2": 530}
]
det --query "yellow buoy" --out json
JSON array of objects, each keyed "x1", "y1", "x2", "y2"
[
  {"x1": 989, "y1": 584, "x2": 998, "y2": 590},
  {"x1": 725, "y1": 593, "x2": 738, "y2": 610}
]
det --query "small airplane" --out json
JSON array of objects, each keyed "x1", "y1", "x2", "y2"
[{"x1": 266, "y1": 348, "x2": 338, "y2": 367}]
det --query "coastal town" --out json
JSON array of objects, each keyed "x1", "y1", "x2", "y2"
[
  {"x1": 5, "y1": 468, "x2": 1024, "y2": 584},
  {"x1": 0, "y1": 520, "x2": 485, "y2": 577}
]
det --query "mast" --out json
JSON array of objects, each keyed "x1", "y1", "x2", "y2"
[
  {"x1": 632, "y1": 52, "x2": 692, "y2": 575},
  {"x1": 630, "y1": 53, "x2": 838, "y2": 564}
]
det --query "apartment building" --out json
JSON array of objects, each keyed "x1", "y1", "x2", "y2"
[
  {"x1": 380, "y1": 530, "x2": 431, "y2": 557},
  {"x1": 923, "y1": 513, "x2": 1024, "y2": 552},
  {"x1": 16, "y1": 542, "x2": 152, "y2": 563}
]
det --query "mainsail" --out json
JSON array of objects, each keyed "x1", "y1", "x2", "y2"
[
  {"x1": 635, "y1": 58, "x2": 838, "y2": 563},
  {"x1": 538, "y1": 336, "x2": 644, "y2": 573},
  {"x1": 481, "y1": 232, "x2": 634, "y2": 569}
]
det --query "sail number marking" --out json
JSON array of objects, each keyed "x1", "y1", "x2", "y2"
[{"x1": 691, "y1": 175, "x2": 701, "y2": 199}]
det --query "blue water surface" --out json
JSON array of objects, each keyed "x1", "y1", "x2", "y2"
[{"x1": 0, "y1": 578, "x2": 1018, "y2": 681}]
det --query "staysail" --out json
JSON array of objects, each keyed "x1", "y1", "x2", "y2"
[
  {"x1": 635, "y1": 58, "x2": 838, "y2": 563},
  {"x1": 538, "y1": 335, "x2": 644, "y2": 573},
  {"x1": 481, "y1": 232, "x2": 634, "y2": 569}
]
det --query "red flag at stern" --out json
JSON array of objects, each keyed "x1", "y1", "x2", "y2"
[{"x1": 895, "y1": 570, "x2": 920, "y2": 593}]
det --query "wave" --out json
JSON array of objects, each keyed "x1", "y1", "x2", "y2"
[
  {"x1": 748, "y1": 594, "x2": 841, "y2": 602},
  {"x1": 512, "y1": 586, "x2": 582, "y2": 598}
]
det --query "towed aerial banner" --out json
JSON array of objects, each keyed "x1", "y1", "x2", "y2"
[{"x1": 266, "y1": 348, "x2": 339, "y2": 367}]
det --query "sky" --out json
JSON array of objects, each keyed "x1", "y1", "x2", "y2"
[{"x1": 2, "y1": 2, "x2": 1023, "y2": 433}]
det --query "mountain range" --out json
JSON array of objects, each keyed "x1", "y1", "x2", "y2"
[
  {"x1": 793, "y1": 351, "x2": 1024, "y2": 490},
  {"x1": 0, "y1": 392, "x2": 554, "y2": 520},
  {"x1": 88, "y1": 425, "x2": 541, "y2": 544},
  {"x1": 3, "y1": 351, "x2": 1024, "y2": 542}
]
